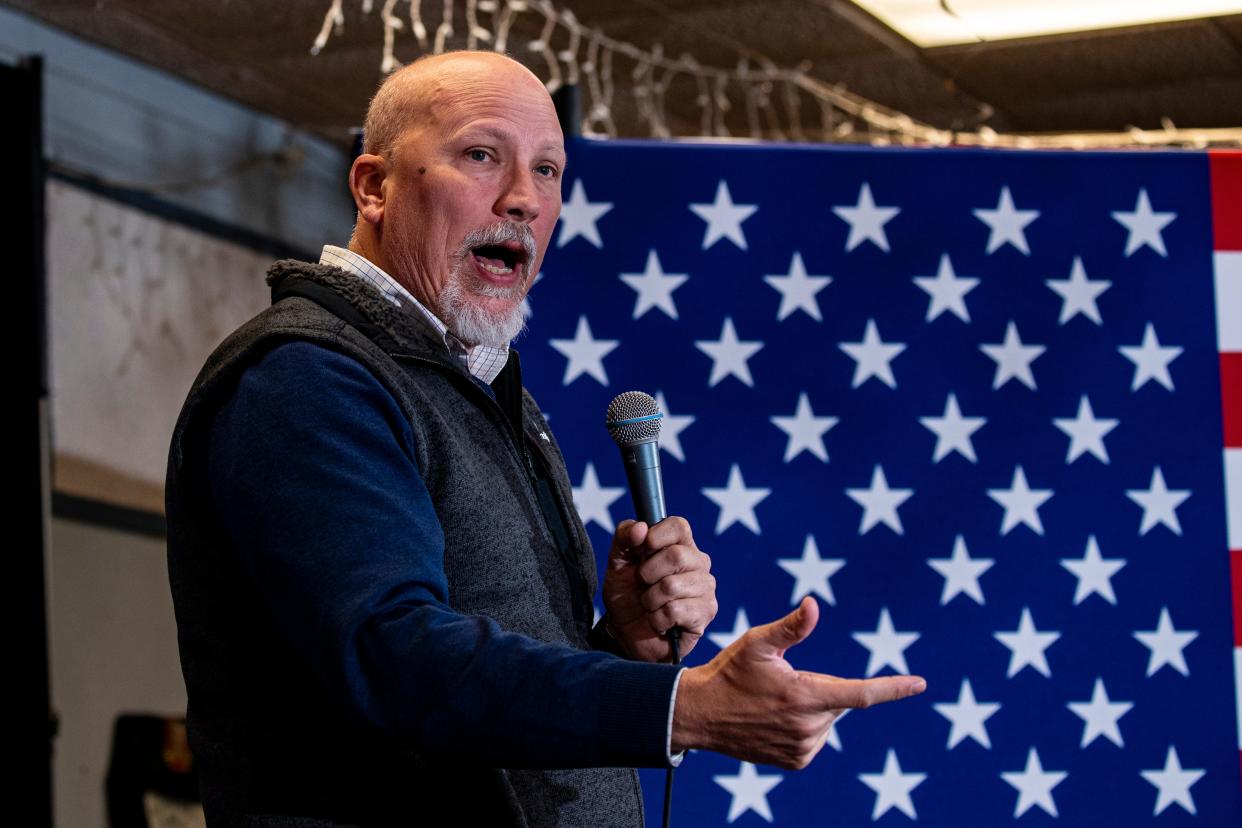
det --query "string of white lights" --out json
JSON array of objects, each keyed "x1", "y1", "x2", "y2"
[
  {"x1": 308, "y1": 0, "x2": 1242, "y2": 149},
  {"x1": 433, "y1": 0, "x2": 454, "y2": 56}
]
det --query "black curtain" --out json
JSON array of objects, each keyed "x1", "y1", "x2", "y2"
[{"x1": 3, "y1": 54, "x2": 53, "y2": 827}]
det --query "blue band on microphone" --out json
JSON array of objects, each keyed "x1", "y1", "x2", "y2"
[{"x1": 606, "y1": 412, "x2": 664, "y2": 427}]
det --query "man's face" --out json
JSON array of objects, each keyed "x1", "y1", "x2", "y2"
[{"x1": 380, "y1": 58, "x2": 566, "y2": 346}]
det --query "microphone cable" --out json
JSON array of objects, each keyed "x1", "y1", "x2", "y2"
[{"x1": 663, "y1": 627, "x2": 682, "y2": 828}]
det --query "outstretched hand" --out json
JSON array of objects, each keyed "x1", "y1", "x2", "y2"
[
  {"x1": 601, "y1": 517, "x2": 717, "y2": 663},
  {"x1": 672, "y1": 597, "x2": 926, "y2": 770}
]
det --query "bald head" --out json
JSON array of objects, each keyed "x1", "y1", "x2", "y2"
[{"x1": 362, "y1": 51, "x2": 552, "y2": 161}]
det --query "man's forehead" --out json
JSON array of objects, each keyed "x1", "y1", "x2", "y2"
[{"x1": 430, "y1": 78, "x2": 561, "y2": 142}]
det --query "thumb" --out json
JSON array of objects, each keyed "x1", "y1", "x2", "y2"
[
  {"x1": 608, "y1": 520, "x2": 646, "y2": 561},
  {"x1": 749, "y1": 596, "x2": 818, "y2": 656}
]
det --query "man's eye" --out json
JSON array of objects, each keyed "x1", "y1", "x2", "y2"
[
  {"x1": 535, "y1": 164, "x2": 558, "y2": 178},
  {"x1": 468, "y1": 149, "x2": 491, "y2": 162}
]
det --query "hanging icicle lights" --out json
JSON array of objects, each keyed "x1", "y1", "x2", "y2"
[{"x1": 309, "y1": 0, "x2": 1242, "y2": 149}]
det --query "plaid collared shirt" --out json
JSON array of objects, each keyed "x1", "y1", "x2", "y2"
[{"x1": 319, "y1": 245, "x2": 510, "y2": 384}]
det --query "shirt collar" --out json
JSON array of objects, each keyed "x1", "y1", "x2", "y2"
[{"x1": 319, "y1": 245, "x2": 511, "y2": 385}]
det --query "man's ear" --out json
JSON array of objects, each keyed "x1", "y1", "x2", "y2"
[{"x1": 349, "y1": 153, "x2": 388, "y2": 225}]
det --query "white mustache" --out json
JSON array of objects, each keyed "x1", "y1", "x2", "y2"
[{"x1": 459, "y1": 221, "x2": 538, "y2": 268}]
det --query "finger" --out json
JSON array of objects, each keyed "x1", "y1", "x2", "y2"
[
  {"x1": 638, "y1": 544, "x2": 711, "y2": 585},
  {"x1": 639, "y1": 572, "x2": 715, "y2": 613},
  {"x1": 746, "y1": 596, "x2": 819, "y2": 657},
  {"x1": 621, "y1": 519, "x2": 647, "y2": 547},
  {"x1": 640, "y1": 515, "x2": 693, "y2": 552},
  {"x1": 802, "y1": 673, "x2": 927, "y2": 710},
  {"x1": 647, "y1": 595, "x2": 719, "y2": 635},
  {"x1": 609, "y1": 519, "x2": 647, "y2": 560}
]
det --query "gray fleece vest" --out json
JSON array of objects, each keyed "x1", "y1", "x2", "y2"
[{"x1": 165, "y1": 260, "x2": 645, "y2": 826}]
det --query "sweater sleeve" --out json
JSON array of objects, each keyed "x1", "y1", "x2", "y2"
[{"x1": 206, "y1": 340, "x2": 682, "y2": 768}]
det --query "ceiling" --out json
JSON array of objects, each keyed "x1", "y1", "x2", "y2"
[{"x1": 5, "y1": 0, "x2": 1241, "y2": 148}]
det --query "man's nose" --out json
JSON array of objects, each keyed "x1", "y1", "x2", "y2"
[{"x1": 495, "y1": 167, "x2": 540, "y2": 222}]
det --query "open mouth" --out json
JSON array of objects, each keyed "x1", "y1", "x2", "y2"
[{"x1": 470, "y1": 240, "x2": 527, "y2": 278}]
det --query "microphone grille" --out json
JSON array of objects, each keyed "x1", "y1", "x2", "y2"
[{"x1": 605, "y1": 391, "x2": 663, "y2": 446}]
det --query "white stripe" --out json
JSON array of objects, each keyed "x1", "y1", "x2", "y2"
[
  {"x1": 1236, "y1": 647, "x2": 1242, "y2": 749},
  {"x1": 1227, "y1": 448, "x2": 1242, "y2": 551},
  {"x1": 1215, "y1": 251, "x2": 1242, "y2": 352}
]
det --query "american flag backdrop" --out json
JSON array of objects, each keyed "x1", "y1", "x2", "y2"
[{"x1": 521, "y1": 139, "x2": 1242, "y2": 826}]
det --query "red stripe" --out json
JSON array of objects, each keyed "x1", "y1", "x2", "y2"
[
  {"x1": 1233, "y1": 551, "x2": 1242, "y2": 647},
  {"x1": 1225, "y1": 354, "x2": 1242, "y2": 448},
  {"x1": 1233, "y1": 550, "x2": 1242, "y2": 647},
  {"x1": 1211, "y1": 151, "x2": 1242, "y2": 251}
]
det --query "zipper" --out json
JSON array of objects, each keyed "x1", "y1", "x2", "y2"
[{"x1": 392, "y1": 349, "x2": 596, "y2": 636}]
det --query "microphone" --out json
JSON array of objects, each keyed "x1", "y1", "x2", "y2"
[
  {"x1": 607, "y1": 391, "x2": 683, "y2": 827},
  {"x1": 605, "y1": 390, "x2": 680, "y2": 653},
  {"x1": 605, "y1": 391, "x2": 667, "y2": 525}
]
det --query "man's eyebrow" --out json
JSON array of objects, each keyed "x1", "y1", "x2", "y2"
[
  {"x1": 455, "y1": 126, "x2": 565, "y2": 159},
  {"x1": 541, "y1": 142, "x2": 569, "y2": 160}
]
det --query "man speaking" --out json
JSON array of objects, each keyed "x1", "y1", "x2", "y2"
[{"x1": 165, "y1": 50, "x2": 926, "y2": 826}]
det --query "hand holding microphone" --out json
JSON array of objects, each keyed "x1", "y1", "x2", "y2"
[{"x1": 602, "y1": 392, "x2": 717, "y2": 664}]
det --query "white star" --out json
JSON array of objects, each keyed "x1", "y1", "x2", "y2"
[
  {"x1": 846, "y1": 465, "x2": 914, "y2": 536},
  {"x1": 713, "y1": 761, "x2": 783, "y2": 823},
  {"x1": 695, "y1": 317, "x2": 764, "y2": 387},
  {"x1": 974, "y1": 186, "x2": 1040, "y2": 254},
  {"x1": 919, "y1": 393, "x2": 986, "y2": 463},
  {"x1": 777, "y1": 535, "x2": 846, "y2": 605},
  {"x1": 839, "y1": 318, "x2": 906, "y2": 389},
  {"x1": 570, "y1": 463, "x2": 625, "y2": 533},
  {"x1": 858, "y1": 749, "x2": 925, "y2": 820},
  {"x1": 708, "y1": 607, "x2": 752, "y2": 650},
  {"x1": 1126, "y1": 466, "x2": 1191, "y2": 535},
  {"x1": 556, "y1": 179, "x2": 612, "y2": 248},
  {"x1": 1046, "y1": 257, "x2": 1112, "y2": 325},
  {"x1": 770, "y1": 392, "x2": 838, "y2": 462},
  {"x1": 1119, "y1": 323, "x2": 1183, "y2": 391},
  {"x1": 618, "y1": 250, "x2": 687, "y2": 320},
  {"x1": 653, "y1": 391, "x2": 695, "y2": 462},
  {"x1": 764, "y1": 251, "x2": 832, "y2": 321},
  {"x1": 832, "y1": 182, "x2": 901, "y2": 252},
  {"x1": 1002, "y1": 748, "x2": 1067, "y2": 818},
  {"x1": 1134, "y1": 607, "x2": 1198, "y2": 677},
  {"x1": 548, "y1": 316, "x2": 618, "y2": 385},
  {"x1": 1060, "y1": 536, "x2": 1126, "y2": 605},
  {"x1": 927, "y1": 535, "x2": 994, "y2": 605},
  {"x1": 853, "y1": 608, "x2": 920, "y2": 676},
  {"x1": 702, "y1": 464, "x2": 771, "y2": 535},
  {"x1": 826, "y1": 709, "x2": 848, "y2": 751},
  {"x1": 979, "y1": 321, "x2": 1045, "y2": 390},
  {"x1": 1068, "y1": 677, "x2": 1133, "y2": 748},
  {"x1": 1113, "y1": 189, "x2": 1177, "y2": 257},
  {"x1": 1141, "y1": 746, "x2": 1205, "y2": 815},
  {"x1": 995, "y1": 607, "x2": 1060, "y2": 678},
  {"x1": 934, "y1": 678, "x2": 1001, "y2": 749},
  {"x1": 913, "y1": 253, "x2": 979, "y2": 322},
  {"x1": 1053, "y1": 395, "x2": 1119, "y2": 464},
  {"x1": 987, "y1": 466, "x2": 1053, "y2": 536},
  {"x1": 689, "y1": 180, "x2": 758, "y2": 250}
]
